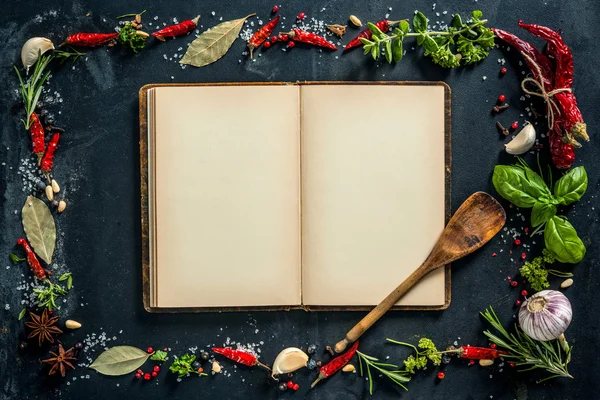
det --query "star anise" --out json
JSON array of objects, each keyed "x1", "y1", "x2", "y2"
[
  {"x1": 24, "y1": 309, "x2": 63, "y2": 346},
  {"x1": 42, "y1": 344, "x2": 77, "y2": 377}
]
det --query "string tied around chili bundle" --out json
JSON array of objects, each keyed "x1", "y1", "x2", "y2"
[{"x1": 519, "y1": 52, "x2": 578, "y2": 145}]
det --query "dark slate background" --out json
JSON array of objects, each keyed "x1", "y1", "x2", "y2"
[{"x1": 1, "y1": 0, "x2": 599, "y2": 399}]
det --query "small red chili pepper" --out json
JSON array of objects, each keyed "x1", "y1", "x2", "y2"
[
  {"x1": 345, "y1": 20, "x2": 400, "y2": 51},
  {"x1": 17, "y1": 238, "x2": 48, "y2": 281},
  {"x1": 212, "y1": 347, "x2": 270, "y2": 370},
  {"x1": 40, "y1": 133, "x2": 60, "y2": 172},
  {"x1": 29, "y1": 113, "x2": 45, "y2": 163},
  {"x1": 64, "y1": 32, "x2": 119, "y2": 47},
  {"x1": 152, "y1": 16, "x2": 200, "y2": 41},
  {"x1": 284, "y1": 29, "x2": 337, "y2": 50},
  {"x1": 458, "y1": 346, "x2": 508, "y2": 360},
  {"x1": 311, "y1": 340, "x2": 359, "y2": 388},
  {"x1": 248, "y1": 15, "x2": 280, "y2": 58}
]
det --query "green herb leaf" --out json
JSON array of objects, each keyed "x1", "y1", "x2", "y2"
[
  {"x1": 116, "y1": 23, "x2": 147, "y2": 52},
  {"x1": 151, "y1": 350, "x2": 168, "y2": 362},
  {"x1": 399, "y1": 20, "x2": 410, "y2": 34},
  {"x1": 412, "y1": 12, "x2": 428, "y2": 33},
  {"x1": 384, "y1": 40, "x2": 393, "y2": 63},
  {"x1": 22, "y1": 196, "x2": 56, "y2": 265},
  {"x1": 519, "y1": 255, "x2": 550, "y2": 291},
  {"x1": 451, "y1": 14, "x2": 463, "y2": 28},
  {"x1": 9, "y1": 253, "x2": 26, "y2": 264},
  {"x1": 472, "y1": 10, "x2": 483, "y2": 20},
  {"x1": 169, "y1": 353, "x2": 206, "y2": 378},
  {"x1": 18, "y1": 308, "x2": 27, "y2": 320},
  {"x1": 554, "y1": 166, "x2": 587, "y2": 206},
  {"x1": 544, "y1": 216, "x2": 585, "y2": 264},
  {"x1": 422, "y1": 35, "x2": 438, "y2": 52},
  {"x1": 531, "y1": 201, "x2": 557, "y2": 227},
  {"x1": 368, "y1": 22, "x2": 385, "y2": 40},
  {"x1": 90, "y1": 346, "x2": 152, "y2": 376},
  {"x1": 392, "y1": 38, "x2": 403, "y2": 62},
  {"x1": 180, "y1": 14, "x2": 254, "y2": 68},
  {"x1": 492, "y1": 165, "x2": 544, "y2": 208}
]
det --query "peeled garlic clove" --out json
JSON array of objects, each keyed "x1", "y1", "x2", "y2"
[
  {"x1": 479, "y1": 359, "x2": 494, "y2": 367},
  {"x1": 342, "y1": 364, "x2": 355, "y2": 372},
  {"x1": 45, "y1": 185, "x2": 54, "y2": 201},
  {"x1": 58, "y1": 200, "x2": 67, "y2": 213},
  {"x1": 271, "y1": 347, "x2": 309, "y2": 376},
  {"x1": 21, "y1": 37, "x2": 55, "y2": 72},
  {"x1": 51, "y1": 179, "x2": 60, "y2": 193},
  {"x1": 65, "y1": 319, "x2": 82, "y2": 329},
  {"x1": 560, "y1": 278, "x2": 573, "y2": 289},
  {"x1": 212, "y1": 361, "x2": 222, "y2": 373},
  {"x1": 505, "y1": 123, "x2": 536, "y2": 155}
]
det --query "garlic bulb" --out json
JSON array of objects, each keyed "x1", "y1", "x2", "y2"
[
  {"x1": 518, "y1": 290, "x2": 572, "y2": 341},
  {"x1": 21, "y1": 37, "x2": 55, "y2": 72},
  {"x1": 505, "y1": 123, "x2": 536, "y2": 155},
  {"x1": 271, "y1": 347, "x2": 308, "y2": 376}
]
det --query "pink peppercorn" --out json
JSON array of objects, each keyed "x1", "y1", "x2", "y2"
[
  {"x1": 511, "y1": 121, "x2": 519, "y2": 130},
  {"x1": 521, "y1": 252, "x2": 527, "y2": 260},
  {"x1": 500, "y1": 67, "x2": 507, "y2": 75},
  {"x1": 514, "y1": 239, "x2": 521, "y2": 246},
  {"x1": 521, "y1": 290, "x2": 528, "y2": 297},
  {"x1": 515, "y1": 299, "x2": 522, "y2": 307},
  {"x1": 297, "y1": 12, "x2": 306, "y2": 20},
  {"x1": 510, "y1": 280, "x2": 518, "y2": 287},
  {"x1": 272, "y1": 5, "x2": 279, "y2": 13},
  {"x1": 287, "y1": 40, "x2": 295, "y2": 48},
  {"x1": 271, "y1": 35, "x2": 278, "y2": 43},
  {"x1": 263, "y1": 41, "x2": 271, "y2": 49}
]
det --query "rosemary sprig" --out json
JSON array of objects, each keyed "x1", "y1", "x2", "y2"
[
  {"x1": 53, "y1": 47, "x2": 86, "y2": 64},
  {"x1": 357, "y1": 351, "x2": 411, "y2": 395},
  {"x1": 481, "y1": 307, "x2": 573, "y2": 382},
  {"x1": 14, "y1": 53, "x2": 53, "y2": 129},
  {"x1": 361, "y1": 10, "x2": 494, "y2": 68},
  {"x1": 33, "y1": 281, "x2": 69, "y2": 311}
]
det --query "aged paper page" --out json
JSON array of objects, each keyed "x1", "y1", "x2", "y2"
[
  {"x1": 301, "y1": 84, "x2": 447, "y2": 306},
  {"x1": 152, "y1": 85, "x2": 301, "y2": 307}
]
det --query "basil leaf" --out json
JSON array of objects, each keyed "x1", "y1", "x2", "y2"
[
  {"x1": 392, "y1": 39, "x2": 403, "y2": 62},
  {"x1": 399, "y1": 20, "x2": 410, "y2": 34},
  {"x1": 531, "y1": 201, "x2": 557, "y2": 227},
  {"x1": 413, "y1": 12, "x2": 428, "y2": 33},
  {"x1": 544, "y1": 216, "x2": 586, "y2": 264},
  {"x1": 492, "y1": 166, "x2": 539, "y2": 208},
  {"x1": 554, "y1": 166, "x2": 588, "y2": 205},
  {"x1": 522, "y1": 166, "x2": 552, "y2": 198}
]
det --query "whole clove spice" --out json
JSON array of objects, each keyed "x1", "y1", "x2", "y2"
[
  {"x1": 493, "y1": 103, "x2": 509, "y2": 113},
  {"x1": 496, "y1": 121, "x2": 510, "y2": 136}
]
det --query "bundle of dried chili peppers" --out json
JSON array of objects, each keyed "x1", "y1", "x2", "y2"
[{"x1": 492, "y1": 21, "x2": 589, "y2": 169}]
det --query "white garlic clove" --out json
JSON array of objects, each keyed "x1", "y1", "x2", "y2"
[
  {"x1": 271, "y1": 347, "x2": 309, "y2": 376},
  {"x1": 21, "y1": 37, "x2": 55, "y2": 72},
  {"x1": 65, "y1": 319, "x2": 82, "y2": 329},
  {"x1": 505, "y1": 123, "x2": 536, "y2": 155},
  {"x1": 479, "y1": 359, "x2": 494, "y2": 367},
  {"x1": 211, "y1": 361, "x2": 222, "y2": 373},
  {"x1": 342, "y1": 364, "x2": 355, "y2": 372}
]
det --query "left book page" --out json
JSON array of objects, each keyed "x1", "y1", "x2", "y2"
[{"x1": 148, "y1": 85, "x2": 301, "y2": 308}]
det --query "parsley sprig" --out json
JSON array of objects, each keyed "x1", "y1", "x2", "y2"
[
  {"x1": 387, "y1": 338, "x2": 442, "y2": 373},
  {"x1": 481, "y1": 307, "x2": 573, "y2": 382},
  {"x1": 117, "y1": 23, "x2": 147, "y2": 52},
  {"x1": 169, "y1": 354, "x2": 207, "y2": 379},
  {"x1": 361, "y1": 10, "x2": 494, "y2": 68}
]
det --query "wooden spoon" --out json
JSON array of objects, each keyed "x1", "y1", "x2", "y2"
[{"x1": 334, "y1": 192, "x2": 506, "y2": 354}]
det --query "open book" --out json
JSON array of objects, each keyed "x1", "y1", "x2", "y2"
[{"x1": 139, "y1": 82, "x2": 451, "y2": 312}]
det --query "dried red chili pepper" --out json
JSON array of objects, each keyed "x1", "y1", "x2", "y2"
[
  {"x1": 458, "y1": 345, "x2": 508, "y2": 360},
  {"x1": 64, "y1": 32, "x2": 119, "y2": 47},
  {"x1": 17, "y1": 238, "x2": 48, "y2": 281},
  {"x1": 40, "y1": 133, "x2": 60, "y2": 172},
  {"x1": 311, "y1": 340, "x2": 359, "y2": 388},
  {"x1": 490, "y1": 28, "x2": 554, "y2": 91},
  {"x1": 284, "y1": 29, "x2": 338, "y2": 50},
  {"x1": 248, "y1": 16, "x2": 280, "y2": 58},
  {"x1": 29, "y1": 113, "x2": 45, "y2": 163},
  {"x1": 152, "y1": 16, "x2": 200, "y2": 41},
  {"x1": 345, "y1": 20, "x2": 399, "y2": 51},
  {"x1": 212, "y1": 347, "x2": 270, "y2": 370}
]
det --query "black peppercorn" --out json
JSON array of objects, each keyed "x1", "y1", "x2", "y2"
[
  {"x1": 18, "y1": 341, "x2": 28, "y2": 352},
  {"x1": 199, "y1": 351, "x2": 209, "y2": 362},
  {"x1": 307, "y1": 344, "x2": 317, "y2": 355},
  {"x1": 278, "y1": 382, "x2": 288, "y2": 391},
  {"x1": 192, "y1": 361, "x2": 201, "y2": 370},
  {"x1": 75, "y1": 342, "x2": 84, "y2": 350}
]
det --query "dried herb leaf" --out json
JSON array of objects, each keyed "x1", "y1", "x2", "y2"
[
  {"x1": 180, "y1": 14, "x2": 255, "y2": 67},
  {"x1": 89, "y1": 346, "x2": 151, "y2": 376},
  {"x1": 22, "y1": 196, "x2": 56, "y2": 264}
]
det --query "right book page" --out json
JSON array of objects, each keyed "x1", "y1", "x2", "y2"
[{"x1": 301, "y1": 83, "x2": 448, "y2": 307}]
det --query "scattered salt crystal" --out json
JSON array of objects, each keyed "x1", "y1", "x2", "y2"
[{"x1": 211, "y1": 11, "x2": 215, "y2": 16}]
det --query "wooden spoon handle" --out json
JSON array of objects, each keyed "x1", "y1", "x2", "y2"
[{"x1": 334, "y1": 264, "x2": 430, "y2": 354}]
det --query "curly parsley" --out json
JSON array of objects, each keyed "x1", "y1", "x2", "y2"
[
  {"x1": 361, "y1": 10, "x2": 494, "y2": 68},
  {"x1": 520, "y1": 249, "x2": 572, "y2": 291},
  {"x1": 150, "y1": 349, "x2": 168, "y2": 362},
  {"x1": 117, "y1": 22, "x2": 147, "y2": 52},
  {"x1": 169, "y1": 353, "x2": 207, "y2": 379},
  {"x1": 387, "y1": 337, "x2": 442, "y2": 374}
]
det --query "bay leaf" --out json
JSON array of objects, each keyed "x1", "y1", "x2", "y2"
[
  {"x1": 21, "y1": 195, "x2": 56, "y2": 264},
  {"x1": 89, "y1": 346, "x2": 151, "y2": 376},
  {"x1": 180, "y1": 13, "x2": 255, "y2": 67}
]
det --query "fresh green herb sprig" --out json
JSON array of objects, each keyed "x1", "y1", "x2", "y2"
[
  {"x1": 58, "y1": 272, "x2": 73, "y2": 289},
  {"x1": 117, "y1": 23, "x2": 147, "y2": 52},
  {"x1": 357, "y1": 351, "x2": 411, "y2": 394},
  {"x1": 151, "y1": 349, "x2": 168, "y2": 362},
  {"x1": 53, "y1": 47, "x2": 86, "y2": 64},
  {"x1": 14, "y1": 53, "x2": 53, "y2": 129},
  {"x1": 361, "y1": 10, "x2": 494, "y2": 68},
  {"x1": 519, "y1": 249, "x2": 573, "y2": 291},
  {"x1": 169, "y1": 354, "x2": 207, "y2": 379},
  {"x1": 9, "y1": 253, "x2": 26, "y2": 263},
  {"x1": 492, "y1": 159, "x2": 587, "y2": 264},
  {"x1": 33, "y1": 281, "x2": 68, "y2": 311},
  {"x1": 481, "y1": 307, "x2": 573, "y2": 382},
  {"x1": 387, "y1": 338, "x2": 442, "y2": 373}
]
